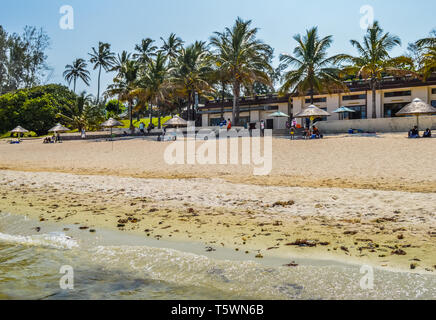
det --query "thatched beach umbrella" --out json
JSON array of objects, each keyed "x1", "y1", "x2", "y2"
[
  {"x1": 10, "y1": 126, "x2": 29, "y2": 141},
  {"x1": 49, "y1": 123, "x2": 70, "y2": 133},
  {"x1": 396, "y1": 98, "x2": 436, "y2": 133},
  {"x1": 101, "y1": 118, "x2": 123, "y2": 139},
  {"x1": 333, "y1": 106, "x2": 356, "y2": 120},
  {"x1": 294, "y1": 105, "x2": 331, "y2": 129},
  {"x1": 164, "y1": 115, "x2": 188, "y2": 128}
]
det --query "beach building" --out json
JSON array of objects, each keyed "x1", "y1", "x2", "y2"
[{"x1": 198, "y1": 75, "x2": 436, "y2": 133}]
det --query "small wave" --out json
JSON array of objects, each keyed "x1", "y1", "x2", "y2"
[{"x1": 0, "y1": 231, "x2": 78, "y2": 250}]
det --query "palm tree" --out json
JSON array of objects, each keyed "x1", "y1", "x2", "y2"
[
  {"x1": 210, "y1": 17, "x2": 273, "y2": 125},
  {"x1": 63, "y1": 58, "x2": 91, "y2": 92},
  {"x1": 89, "y1": 42, "x2": 116, "y2": 103},
  {"x1": 57, "y1": 91, "x2": 105, "y2": 132},
  {"x1": 105, "y1": 59, "x2": 139, "y2": 131},
  {"x1": 169, "y1": 41, "x2": 214, "y2": 121},
  {"x1": 336, "y1": 21, "x2": 412, "y2": 119},
  {"x1": 278, "y1": 27, "x2": 345, "y2": 105},
  {"x1": 133, "y1": 38, "x2": 158, "y2": 65},
  {"x1": 415, "y1": 30, "x2": 436, "y2": 80},
  {"x1": 159, "y1": 33, "x2": 184, "y2": 61},
  {"x1": 111, "y1": 51, "x2": 132, "y2": 79},
  {"x1": 134, "y1": 52, "x2": 170, "y2": 128}
]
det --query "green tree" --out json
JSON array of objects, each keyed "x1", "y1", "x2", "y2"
[
  {"x1": 134, "y1": 52, "x2": 169, "y2": 128},
  {"x1": 105, "y1": 99, "x2": 125, "y2": 117},
  {"x1": 89, "y1": 42, "x2": 116, "y2": 103},
  {"x1": 169, "y1": 41, "x2": 214, "y2": 121},
  {"x1": 0, "y1": 84, "x2": 77, "y2": 135},
  {"x1": 210, "y1": 18, "x2": 273, "y2": 125},
  {"x1": 415, "y1": 30, "x2": 436, "y2": 80},
  {"x1": 133, "y1": 38, "x2": 157, "y2": 65},
  {"x1": 63, "y1": 58, "x2": 91, "y2": 92},
  {"x1": 57, "y1": 91, "x2": 105, "y2": 132},
  {"x1": 336, "y1": 21, "x2": 412, "y2": 119},
  {"x1": 159, "y1": 33, "x2": 184, "y2": 61},
  {"x1": 278, "y1": 27, "x2": 345, "y2": 105},
  {"x1": 105, "y1": 59, "x2": 139, "y2": 131}
]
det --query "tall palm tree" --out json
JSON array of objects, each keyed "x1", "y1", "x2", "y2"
[
  {"x1": 415, "y1": 30, "x2": 436, "y2": 80},
  {"x1": 278, "y1": 27, "x2": 345, "y2": 105},
  {"x1": 133, "y1": 38, "x2": 158, "y2": 65},
  {"x1": 159, "y1": 33, "x2": 184, "y2": 61},
  {"x1": 210, "y1": 17, "x2": 273, "y2": 125},
  {"x1": 105, "y1": 59, "x2": 139, "y2": 131},
  {"x1": 89, "y1": 42, "x2": 116, "y2": 103},
  {"x1": 169, "y1": 41, "x2": 214, "y2": 121},
  {"x1": 111, "y1": 51, "x2": 132, "y2": 79},
  {"x1": 134, "y1": 52, "x2": 169, "y2": 128},
  {"x1": 336, "y1": 21, "x2": 412, "y2": 119},
  {"x1": 63, "y1": 58, "x2": 91, "y2": 92}
]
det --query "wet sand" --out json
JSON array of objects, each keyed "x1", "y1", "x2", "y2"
[{"x1": 0, "y1": 169, "x2": 435, "y2": 273}]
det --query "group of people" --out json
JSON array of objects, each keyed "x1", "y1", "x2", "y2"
[
  {"x1": 43, "y1": 133, "x2": 61, "y2": 144},
  {"x1": 219, "y1": 119, "x2": 232, "y2": 131},
  {"x1": 409, "y1": 126, "x2": 432, "y2": 138},
  {"x1": 139, "y1": 122, "x2": 155, "y2": 135}
]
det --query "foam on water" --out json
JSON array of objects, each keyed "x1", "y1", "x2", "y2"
[{"x1": 0, "y1": 231, "x2": 78, "y2": 250}]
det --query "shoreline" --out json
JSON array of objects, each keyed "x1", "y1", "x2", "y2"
[{"x1": 1, "y1": 169, "x2": 435, "y2": 274}]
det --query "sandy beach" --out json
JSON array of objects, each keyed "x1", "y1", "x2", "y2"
[{"x1": 0, "y1": 134, "x2": 435, "y2": 273}]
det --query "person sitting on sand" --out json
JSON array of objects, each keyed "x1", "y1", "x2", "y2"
[
  {"x1": 313, "y1": 126, "x2": 323, "y2": 139},
  {"x1": 409, "y1": 126, "x2": 420, "y2": 138},
  {"x1": 423, "y1": 128, "x2": 432, "y2": 138}
]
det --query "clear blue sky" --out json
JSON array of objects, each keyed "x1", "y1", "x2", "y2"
[{"x1": 1, "y1": 0, "x2": 435, "y2": 96}]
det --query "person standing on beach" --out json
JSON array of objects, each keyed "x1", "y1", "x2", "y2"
[
  {"x1": 139, "y1": 122, "x2": 145, "y2": 135},
  {"x1": 260, "y1": 120, "x2": 265, "y2": 137},
  {"x1": 227, "y1": 119, "x2": 232, "y2": 131}
]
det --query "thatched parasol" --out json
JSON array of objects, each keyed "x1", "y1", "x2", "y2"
[
  {"x1": 164, "y1": 116, "x2": 188, "y2": 128},
  {"x1": 9, "y1": 126, "x2": 29, "y2": 141},
  {"x1": 49, "y1": 123, "x2": 70, "y2": 133},
  {"x1": 101, "y1": 118, "x2": 123, "y2": 140},
  {"x1": 396, "y1": 98, "x2": 436, "y2": 132},
  {"x1": 294, "y1": 105, "x2": 331, "y2": 130},
  {"x1": 294, "y1": 105, "x2": 331, "y2": 118}
]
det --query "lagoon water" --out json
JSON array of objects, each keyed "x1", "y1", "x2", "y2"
[{"x1": 0, "y1": 212, "x2": 435, "y2": 300}]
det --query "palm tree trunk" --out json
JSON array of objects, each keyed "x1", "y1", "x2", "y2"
[
  {"x1": 73, "y1": 78, "x2": 76, "y2": 93},
  {"x1": 232, "y1": 82, "x2": 240, "y2": 126},
  {"x1": 221, "y1": 81, "x2": 225, "y2": 120},
  {"x1": 97, "y1": 65, "x2": 102, "y2": 103},
  {"x1": 149, "y1": 100, "x2": 153, "y2": 126},
  {"x1": 187, "y1": 94, "x2": 192, "y2": 122},
  {"x1": 371, "y1": 79, "x2": 377, "y2": 119},
  {"x1": 129, "y1": 100, "x2": 134, "y2": 133}
]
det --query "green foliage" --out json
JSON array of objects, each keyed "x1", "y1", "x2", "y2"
[
  {"x1": 0, "y1": 84, "x2": 77, "y2": 135},
  {"x1": 105, "y1": 99, "x2": 125, "y2": 116}
]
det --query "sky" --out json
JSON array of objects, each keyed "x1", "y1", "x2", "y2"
[{"x1": 1, "y1": 0, "x2": 435, "y2": 96}]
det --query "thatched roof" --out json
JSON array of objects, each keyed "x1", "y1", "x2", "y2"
[
  {"x1": 10, "y1": 126, "x2": 29, "y2": 133},
  {"x1": 164, "y1": 116, "x2": 188, "y2": 127},
  {"x1": 396, "y1": 98, "x2": 436, "y2": 116},
  {"x1": 294, "y1": 105, "x2": 331, "y2": 118},
  {"x1": 48, "y1": 123, "x2": 70, "y2": 133},
  {"x1": 101, "y1": 118, "x2": 123, "y2": 128}
]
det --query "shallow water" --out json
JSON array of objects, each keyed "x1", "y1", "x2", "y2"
[{"x1": 0, "y1": 212, "x2": 435, "y2": 300}]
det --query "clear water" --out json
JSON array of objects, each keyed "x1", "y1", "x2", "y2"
[{"x1": 0, "y1": 212, "x2": 435, "y2": 300}]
